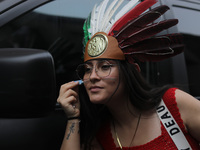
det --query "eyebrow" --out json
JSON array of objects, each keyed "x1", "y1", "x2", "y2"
[
  {"x1": 84, "y1": 59, "x2": 116, "y2": 65},
  {"x1": 84, "y1": 62, "x2": 93, "y2": 66}
]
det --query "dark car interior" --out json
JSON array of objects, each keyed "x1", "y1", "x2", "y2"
[{"x1": 0, "y1": 48, "x2": 67, "y2": 150}]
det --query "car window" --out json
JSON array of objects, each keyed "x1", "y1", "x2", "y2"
[{"x1": 0, "y1": 0, "x2": 86, "y2": 92}]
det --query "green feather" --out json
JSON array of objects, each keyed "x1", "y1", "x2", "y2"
[{"x1": 83, "y1": 13, "x2": 91, "y2": 46}]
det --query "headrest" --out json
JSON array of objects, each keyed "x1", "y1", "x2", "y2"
[{"x1": 0, "y1": 48, "x2": 56, "y2": 117}]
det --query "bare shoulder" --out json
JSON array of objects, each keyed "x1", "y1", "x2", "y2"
[
  {"x1": 175, "y1": 89, "x2": 200, "y2": 109},
  {"x1": 175, "y1": 89, "x2": 200, "y2": 116},
  {"x1": 175, "y1": 89, "x2": 200, "y2": 141}
]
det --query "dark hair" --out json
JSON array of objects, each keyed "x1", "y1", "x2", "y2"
[
  {"x1": 79, "y1": 60, "x2": 170, "y2": 150},
  {"x1": 119, "y1": 60, "x2": 171, "y2": 110}
]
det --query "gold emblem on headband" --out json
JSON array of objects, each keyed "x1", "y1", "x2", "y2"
[{"x1": 87, "y1": 33, "x2": 108, "y2": 57}]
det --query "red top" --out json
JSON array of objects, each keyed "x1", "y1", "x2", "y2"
[{"x1": 96, "y1": 88, "x2": 200, "y2": 149}]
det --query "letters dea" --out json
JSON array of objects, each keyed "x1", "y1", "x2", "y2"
[
  {"x1": 157, "y1": 105, "x2": 180, "y2": 136},
  {"x1": 157, "y1": 105, "x2": 191, "y2": 150}
]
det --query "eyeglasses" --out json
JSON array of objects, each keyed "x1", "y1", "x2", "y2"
[{"x1": 76, "y1": 60, "x2": 117, "y2": 81}]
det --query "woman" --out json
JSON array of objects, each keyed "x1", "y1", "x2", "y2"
[{"x1": 57, "y1": 0, "x2": 200, "y2": 149}]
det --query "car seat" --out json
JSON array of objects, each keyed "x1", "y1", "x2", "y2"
[{"x1": 0, "y1": 48, "x2": 66, "y2": 150}]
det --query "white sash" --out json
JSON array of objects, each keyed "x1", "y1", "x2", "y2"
[{"x1": 157, "y1": 99, "x2": 192, "y2": 150}]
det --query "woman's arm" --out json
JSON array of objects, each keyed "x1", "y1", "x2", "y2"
[
  {"x1": 57, "y1": 81, "x2": 103, "y2": 150},
  {"x1": 175, "y1": 89, "x2": 200, "y2": 142},
  {"x1": 60, "y1": 119, "x2": 81, "y2": 150},
  {"x1": 57, "y1": 81, "x2": 81, "y2": 150}
]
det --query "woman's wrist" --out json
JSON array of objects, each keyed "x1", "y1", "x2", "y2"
[
  {"x1": 67, "y1": 116, "x2": 80, "y2": 120},
  {"x1": 67, "y1": 116, "x2": 81, "y2": 124}
]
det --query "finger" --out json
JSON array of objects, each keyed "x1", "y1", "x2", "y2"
[
  {"x1": 58, "y1": 88, "x2": 80, "y2": 105},
  {"x1": 62, "y1": 89, "x2": 79, "y2": 101},
  {"x1": 57, "y1": 92, "x2": 78, "y2": 105},
  {"x1": 59, "y1": 95, "x2": 80, "y2": 116},
  {"x1": 67, "y1": 94, "x2": 78, "y2": 105},
  {"x1": 63, "y1": 88, "x2": 78, "y2": 97},
  {"x1": 59, "y1": 81, "x2": 79, "y2": 95},
  {"x1": 61, "y1": 95, "x2": 77, "y2": 106}
]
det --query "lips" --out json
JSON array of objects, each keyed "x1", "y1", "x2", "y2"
[{"x1": 89, "y1": 86, "x2": 103, "y2": 92}]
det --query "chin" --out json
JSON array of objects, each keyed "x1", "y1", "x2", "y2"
[{"x1": 89, "y1": 96, "x2": 109, "y2": 104}]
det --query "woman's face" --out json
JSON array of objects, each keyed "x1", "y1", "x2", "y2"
[{"x1": 81, "y1": 59, "x2": 124, "y2": 104}]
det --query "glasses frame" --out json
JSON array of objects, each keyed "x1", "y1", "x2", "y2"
[{"x1": 76, "y1": 59, "x2": 118, "y2": 81}]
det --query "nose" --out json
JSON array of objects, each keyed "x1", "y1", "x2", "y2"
[{"x1": 89, "y1": 67, "x2": 100, "y2": 81}]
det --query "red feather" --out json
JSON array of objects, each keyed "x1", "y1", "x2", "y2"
[
  {"x1": 115, "y1": 5, "x2": 170, "y2": 42},
  {"x1": 119, "y1": 19, "x2": 178, "y2": 47},
  {"x1": 125, "y1": 46, "x2": 184, "y2": 62},
  {"x1": 108, "y1": 0, "x2": 158, "y2": 36},
  {"x1": 122, "y1": 34, "x2": 184, "y2": 62}
]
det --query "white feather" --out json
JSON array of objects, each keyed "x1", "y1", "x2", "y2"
[
  {"x1": 114, "y1": 0, "x2": 139, "y2": 23},
  {"x1": 97, "y1": 0, "x2": 109, "y2": 32},
  {"x1": 90, "y1": 4, "x2": 97, "y2": 36},
  {"x1": 90, "y1": 4, "x2": 101, "y2": 35},
  {"x1": 96, "y1": 1, "x2": 105, "y2": 33},
  {"x1": 94, "y1": 4, "x2": 101, "y2": 34},
  {"x1": 89, "y1": 0, "x2": 140, "y2": 36},
  {"x1": 100, "y1": 0, "x2": 118, "y2": 32},
  {"x1": 102, "y1": 0, "x2": 124, "y2": 32},
  {"x1": 104, "y1": 19, "x2": 114, "y2": 33}
]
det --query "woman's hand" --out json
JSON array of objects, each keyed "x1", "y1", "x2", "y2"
[{"x1": 57, "y1": 81, "x2": 80, "y2": 118}]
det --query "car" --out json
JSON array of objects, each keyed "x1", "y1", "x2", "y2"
[{"x1": 0, "y1": 0, "x2": 199, "y2": 149}]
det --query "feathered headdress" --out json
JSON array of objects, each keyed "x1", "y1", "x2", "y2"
[{"x1": 83, "y1": 0, "x2": 184, "y2": 63}]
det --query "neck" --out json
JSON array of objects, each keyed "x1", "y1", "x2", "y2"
[
  {"x1": 109, "y1": 98, "x2": 142, "y2": 149},
  {"x1": 107, "y1": 96, "x2": 141, "y2": 128},
  {"x1": 106, "y1": 95, "x2": 157, "y2": 128}
]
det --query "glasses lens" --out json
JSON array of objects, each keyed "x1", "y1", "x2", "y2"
[
  {"x1": 76, "y1": 64, "x2": 91, "y2": 80},
  {"x1": 96, "y1": 60, "x2": 111, "y2": 78}
]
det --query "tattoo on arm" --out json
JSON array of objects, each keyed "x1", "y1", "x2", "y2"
[{"x1": 66, "y1": 123, "x2": 75, "y2": 140}]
